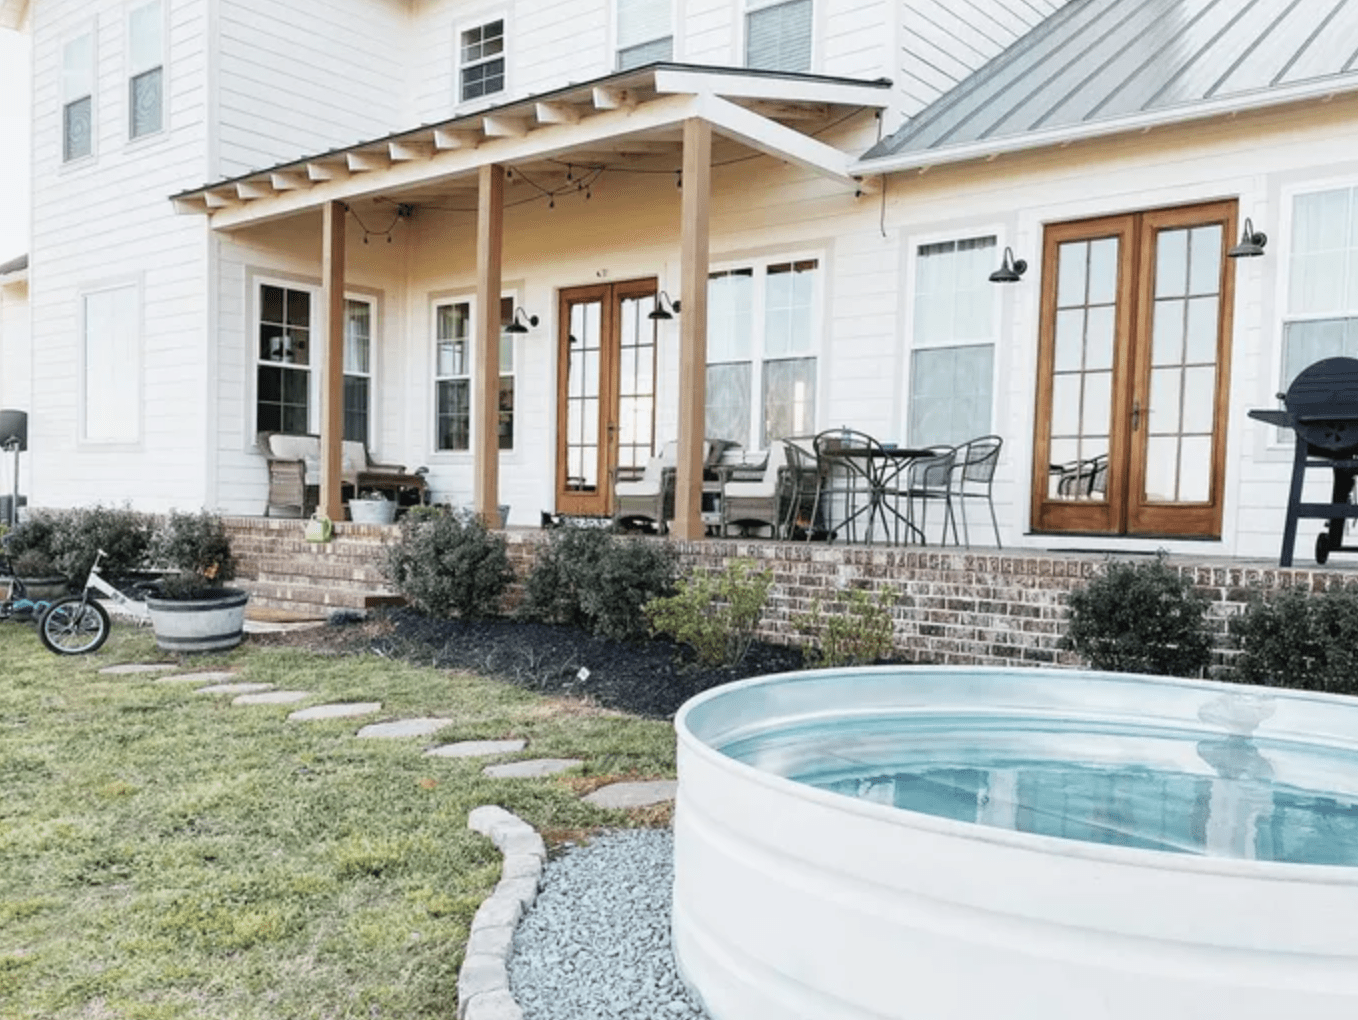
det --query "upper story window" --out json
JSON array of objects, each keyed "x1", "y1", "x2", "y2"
[
  {"x1": 1282, "y1": 185, "x2": 1358, "y2": 389},
  {"x1": 706, "y1": 258, "x2": 819, "y2": 449},
  {"x1": 128, "y1": 0, "x2": 164, "y2": 139},
  {"x1": 62, "y1": 32, "x2": 94, "y2": 162},
  {"x1": 460, "y1": 20, "x2": 505, "y2": 102},
  {"x1": 908, "y1": 236, "x2": 997, "y2": 446},
  {"x1": 616, "y1": 0, "x2": 672, "y2": 70},
  {"x1": 745, "y1": 0, "x2": 812, "y2": 73}
]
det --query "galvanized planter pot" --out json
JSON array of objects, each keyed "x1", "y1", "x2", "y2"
[{"x1": 145, "y1": 588, "x2": 249, "y2": 652}]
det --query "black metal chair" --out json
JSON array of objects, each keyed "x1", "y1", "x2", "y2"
[
  {"x1": 812, "y1": 430, "x2": 884, "y2": 543},
  {"x1": 904, "y1": 445, "x2": 959, "y2": 546},
  {"x1": 951, "y1": 435, "x2": 1003, "y2": 548}
]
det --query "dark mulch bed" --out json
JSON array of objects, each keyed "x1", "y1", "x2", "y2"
[{"x1": 362, "y1": 608, "x2": 807, "y2": 719}]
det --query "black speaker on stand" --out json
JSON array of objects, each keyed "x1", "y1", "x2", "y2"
[{"x1": 0, "y1": 410, "x2": 27, "y2": 528}]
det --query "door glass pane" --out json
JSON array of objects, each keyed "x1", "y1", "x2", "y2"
[
  {"x1": 617, "y1": 293, "x2": 658, "y2": 473},
  {"x1": 1142, "y1": 223, "x2": 1222, "y2": 504},
  {"x1": 1049, "y1": 236, "x2": 1118, "y2": 503},
  {"x1": 564, "y1": 300, "x2": 604, "y2": 493}
]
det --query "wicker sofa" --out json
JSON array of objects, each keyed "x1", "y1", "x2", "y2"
[{"x1": 256, "y1": 432, "x2": 428, "y2": 518}]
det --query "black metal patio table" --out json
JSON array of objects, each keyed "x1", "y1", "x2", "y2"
[
  {"x1": 819, "y1": 443, "x2": 935, "y2": 545},
  {"x1": 1249, "y1": 356, "x2": 1358, "y2": 567}
]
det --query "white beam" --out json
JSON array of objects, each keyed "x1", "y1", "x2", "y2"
[
  {"x1": 698, "y1": 93, "x2": 857, "y2": 189},
  {"x1": 483, "y1": 115, "x2": 527, "y2": 138},
  {"x1": 236, "y1": 180, "x2": 274, "y2": 200},
  {"x1": 434, "y1": 128, "x2": 480, "y2": 150},
  {"x1": 205, "y1": 92, "x2": 703, "y2": 229},
  {"x1": 172, "y1": 196, "x2": 209, "y2": 215},
  {"x1": 592, "y1": 86, "x2": 636, "y2": 110},
  {"x1": 270, "y1": 171, "x2": 308, "y2": 190},
  {"x1": 306, "y1": 161, "x2": 348, "y2": 182},
  {"x1": 203, "y1": 191, "x2": 238, "y2": 209},
  {"x1": 346, "y1": 150, "x2": 390, "y2": 173},
  {"x1": 534, "y1": 101, "x2": 581, "y2": 125},
  {"x1": 743, "y1": 99, "x2": 830, "y2": 122},
  {"x1": 389, "y1": 140, "x2": 434, "y2": 161}
]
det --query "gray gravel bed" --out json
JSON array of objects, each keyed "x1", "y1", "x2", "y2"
[{"x1": 508, "y1": 828, "x2": 709, "y2": 1020}]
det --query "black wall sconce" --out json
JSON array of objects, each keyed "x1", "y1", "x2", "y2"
[
  {"x1": 505, "y1": 307, "x2": 539, "y2": 334},
  {"x1": 1227, "y1": 218, "x2": 1268, "y2": 258},
  {"x1": 988, "y1": 247, "x2": 1028, "y2": 284},
  {"x1": 648, "y1": 292, "x2": 682, "y2": 321}
]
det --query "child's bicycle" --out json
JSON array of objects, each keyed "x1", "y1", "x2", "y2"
[{"x1": 30, "y1": 548, "x2": 151, "y2": 655}]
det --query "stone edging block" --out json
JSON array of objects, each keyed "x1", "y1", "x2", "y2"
[{"x1": 459, "y1": 805, "x2": 546, "y2": 1020}]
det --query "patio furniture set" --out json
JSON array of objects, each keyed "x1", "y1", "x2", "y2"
[{"x1": 613, "y1": 431, "x2": 1003, "y2": 547}]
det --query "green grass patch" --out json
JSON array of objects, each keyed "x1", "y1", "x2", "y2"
[{"x1": 0, "y1": 622, "x2": 677, "y2": 1019}]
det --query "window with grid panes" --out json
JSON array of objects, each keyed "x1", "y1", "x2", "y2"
[
  {"x1": 257, "y1": 284, "x2": 311, "y2": 435},
  {"x1": 705, "y1": 260, "x2": 818, "y2": 448},
  {"x1": 745, "y1": 0, "x2": 811, "y2": 73},
  {"x1": 616, "y1": 0, "x2": 672, "y2": 69},
  {"x1": 460, "y1": 20, "x2": 505, "y2": 102},
  {"x1": 908, "y1": 236, "x2": 997, "y2": 446},
  {"x1": 63, "y1": 32, "x2": 94, "y2": 162},
  {"x1": 128, "y1": 1, "x2": 163, "y2": 138},
  {"x1": 1282, "y1": 185, "x2": 1358, "y2": 390},
  {"x1": 435, "y1": 297, "x2": 514, "y2": 451},
  {"x1": 343, "y1": 299, "x2": 372, "y2": 443}
]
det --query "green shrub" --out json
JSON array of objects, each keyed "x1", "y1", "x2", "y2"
[
  {"x1": 3, "y1": 514, "x2": 58, "y2": 575},
  {"x1": 1061, "y1": 556, "x2": 1212, "y2": 676},
  {"x1": 48, "y1": 505, "x2": 154, "y2": 583},
  {"x1": 1229, "y1": 585, "x2": 1358, "y2": 695},
  {"x1": 793, "y1": 586, "x2": 898, "y2": 667},
  {"x1": 520, "y1": 526, "x2": 677, "y2": 640},
  {"x1": 645, "y1": 559, "x2": 773, "y2": 667},
  {"x1": 384, "y1": 510, "x2": 513, "y2": 619},
  {"x1": 148, "y1": 510, "x2": 237, "y2": 598}
]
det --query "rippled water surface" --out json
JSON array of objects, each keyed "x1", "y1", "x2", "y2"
[{"x1": 720, "y1": 714, "x2": 1358, "y2": 866}]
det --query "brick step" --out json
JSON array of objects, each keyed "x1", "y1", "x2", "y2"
[
  {"x1": 240, "y1": 579, "x2": 403, "y2": 613},
  {"x1": 249, "y1": 558, "x2": 391, "y2": 585}
]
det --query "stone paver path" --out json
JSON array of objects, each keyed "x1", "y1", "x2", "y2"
[
  {"x1": 196, "y1": 682, "x2": 274, "y2": 695},
  {"x1": 582, "y1": 780, "x2": 678, "y2": 808},
  {"x1": 99, "y1": 663, "x2": 177, "y2": 675},
  {"x1": 426, "y1": 739, "x2": 527, "y2": 758},
  {"x1": 155, "y1": 670, "x2": 239, "y2": 684},
  {"x1": 234, "y1": 690, "x2": 311, "y2": 705},
  {"x1": 356, "y1": 718, "x2": 455, "y2": 739},
  {"x1": 289, "y1": 702, "x2": 383, "y2": 721},
  {"x1": 482, "y1": 758, "x2": 583, "y2": 779}
]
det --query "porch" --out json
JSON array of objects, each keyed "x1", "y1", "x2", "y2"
[{"x1": 225, "y1": 515, "x2": 1353, "y2": 673}]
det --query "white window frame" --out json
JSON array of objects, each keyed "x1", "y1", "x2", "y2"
[
  {"x1": 125, "y1": 0, "x2": 167, "y2": 142},
  {"x1": 902, "y1": 229, "x2": 1004, "y2": 447},
  {"x1": 79, "y1": 276, "x2": 143, "y2": 446},
  {"x1": 705, "y1": 252, "x2": 823, "y2": 451},
  {"x1": 61, "y1": 25, "x2": 97, "y2": 166},
  {"x1": 741, "y1": 0, "x2": 815, "y2": 74},
  {"x1": 614, "y1": 0, "x2": 675, "y2": 70},
  {"x1": 253, "y1": 278, "x2": 319, "y2": 437},
  {"x1": 430, "y1": 292, "x2": 517, "y2": 456},
  {"x1": 456, "y1": 15, "x2": 507, "y2": 105},
  {"x1": 343, "y1": 294, "x2": 377, "y2": 445}
]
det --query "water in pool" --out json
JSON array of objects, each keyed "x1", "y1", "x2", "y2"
[{"x1": 719, "y1": 713, "x2": 1358, "y2": 866}]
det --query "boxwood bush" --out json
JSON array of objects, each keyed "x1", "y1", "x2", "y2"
[
  {"x1": 1061, "y1": 556, "x2": 1212, "y2": 677},
  {"x1": 384, "y1": 509, "x2": 513, "y2": 619},
  {"x1": 1229, "y1": 584, "x2": 1358, "y2": 695}
]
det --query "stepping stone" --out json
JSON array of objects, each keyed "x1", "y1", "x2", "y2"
[
  {"x1": 482, "y1": 758, "x2": 583, "y2": 779},
  {"x1": 99, "y1": 663, "x2": 177, "y2": 675},
  {"x1": 426, "y1": 739, "x2": 527, "y2": 759},
  {"x1": 233, "y1": 690, "x2": 311, "y2": 705},
  {"x1": 356, "y1": 718, "x2": 455, "y2": 739},
  {"x1": 156, "y1": 670, "x2": 239, "y2": 684},
  {"x1": 196, "y1": 682, "x2": 274, "y2": 695},
  {"x1": 582, "y1": 780, "x2": 678, "y2": 809},
  {"x1": 289, "y1": 702, "x2": 382, "y2": 721}
]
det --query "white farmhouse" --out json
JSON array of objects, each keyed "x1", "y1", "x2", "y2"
[{"x1": 2, "y1": 0, "x2": 1357, "y2": 565}]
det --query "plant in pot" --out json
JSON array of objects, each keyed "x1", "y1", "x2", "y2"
[
  {"x1": 2, "y1": 515, "x2": 68, "y2": 600},
  {"x1": 349, "y1": 490, "x2": 397, "y2": 525},
  {"x1": 144, "y1": 510, "x2": 249, "y2": 653}
]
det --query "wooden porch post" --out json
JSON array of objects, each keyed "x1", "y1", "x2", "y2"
[
  {"x1": 474, "y1": 164, "x2": 505, "y2": 526},
  {"x1": 673, "y1": 117, "x2": 711, "y2": 541},
  {"x1": 320, "y1": 200, "x2": 346, "y2": 521}
]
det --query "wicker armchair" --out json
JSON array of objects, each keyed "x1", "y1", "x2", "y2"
[{"x1": 257, "y1": 432, "x2": 427, "y2": 518}]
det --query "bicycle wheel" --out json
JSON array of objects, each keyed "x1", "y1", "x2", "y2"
[{"x1": 39, "y1": 597, "x2": 111, "y2": 655}]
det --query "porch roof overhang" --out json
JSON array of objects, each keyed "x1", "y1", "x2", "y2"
[
  {"x1": 170, "y1": 63, "x2": 891, "y2": 230},
  {"x1": 0, "y1": 0, "x2": 28, "y2": 30}
]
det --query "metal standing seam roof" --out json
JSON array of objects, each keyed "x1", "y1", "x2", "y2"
[{"x1": 864, "y1": 0, "x2": 1358, "y2": 163}]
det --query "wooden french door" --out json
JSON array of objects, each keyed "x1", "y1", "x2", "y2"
[
  {"x1": 1032, "y1": 201, "x2": 1237, "y2": 538},
  {"x1": 556, "y1": 279, "x2": 659, "y2": 516}
]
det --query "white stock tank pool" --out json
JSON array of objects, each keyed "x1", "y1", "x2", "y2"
[{"x1": 671, "y1": 667, "x2": 1358, "y2": 1020}]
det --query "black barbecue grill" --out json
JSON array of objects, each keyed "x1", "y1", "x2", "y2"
[{"x1": 1249, "y1": 356, "x2": 1358, "y2": 567}]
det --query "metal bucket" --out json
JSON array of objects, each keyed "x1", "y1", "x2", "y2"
[{"x1": 145, "y1": 588, "x2": 249, "y2": 652}]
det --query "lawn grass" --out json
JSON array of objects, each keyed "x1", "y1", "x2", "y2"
[{"x1": 0, "y1": 621, "x2": 678, "y2": 1019}]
